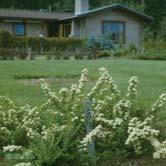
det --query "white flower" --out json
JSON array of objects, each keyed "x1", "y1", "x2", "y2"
[
  {"x1": 3, "y1": 145, "x2": 22, "y2": 152},
  {"x1": 125, "y1": 117, "x2": 159, "y2": 154},
  {"x1": 151, "y1": 93, "x2": 166, "y2": 112},
  {"x1": 71, "y1": 116, "x2": 79, "y2": 122},
  {"x1": 80, "y1": 125, "x2": 109, "y2": 151},
  {"x1": 78, "y1": 68, "x2": 88, "y2": 91},
  {"x1": 113, "y1": 99, "x2": 131, "y2": 119},
  {"x1": 127, "y1": 76, "x2": 138, "y2": 99},
  {"x1": 151, "y1": 138, "x2": 166, "y2": 159},
  {"x1": 14, "y1": 162, "x2": 32, "y2": 166}
]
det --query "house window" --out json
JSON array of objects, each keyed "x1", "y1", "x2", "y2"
[
  {"x1": 102, "y1": 21, "x2": 125, "y2": 43},
  {"x1": 14, "y1": 23, "x2": 25, "y2": 36}
]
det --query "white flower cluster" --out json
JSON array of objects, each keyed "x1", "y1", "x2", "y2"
[
  {"x1": 108, "y1": 76, "x2": 121, "y2": 98},
  {"x1": 41, "y1": 124, "x2": 66, "y2": 141},
  {"x1": 80, "y1": 125, "x2": 107, "y2": 151},
  {"x1": 14, "y1": 162, "x2": 32, "y2": 166},
  {"x1": 78, "y1": 68, "x2": 88, "y2": 91},
  {"x1": 93, "y1": 99, "x2": 106, "y2": 112},
  {"x1": 0, "y1": 109, "x2": 18, "y2": 126},
  {"x1": 3, "y1": 145, "x2": 22, "y2": 152},
  {"x1": 113, "y1": 99, "x2": 131, "y2": 120},
  {"x1": 88, "y1": 68, "x2": 120, "y2": 100},
  {"x1": 125, "y1": 117, "x2": 159, "y2": 154},
  {"x1": 59, "y1": 87, "x2": 69, "y2": 97},
  {"x1": 71, "y1": 116, "x2": 79, "y2": 122},
  {"x1": 40, "y1": 79, "x2": 59, "y2": 103},
  {"x1": 95, "y1": 117, "x2": 123, "y2": 129},
  {"x1": 70, "y1": 84, "x2": 80, "y2": 96},
  {"x1": 151, "y1": 138, "x2": 166, "y2": 159},
  {"x1": 127, "y1": 76, "x2": 138, "y2": 99},
  {"x1": 0, "y1": 96, "x2": 19, "y2": 127},
  {"x1": 21, "y1": 105, "x2": 41, "y2": 139},
  {"x1": 151, "y1": 93, "x2": 166, "y2": 112},
  {"x1": 87, "y1": 68, "x2": 110, "y2": 98},
  {"x1": 0, "y1": 95, "x2": 15, "y2": 107}
]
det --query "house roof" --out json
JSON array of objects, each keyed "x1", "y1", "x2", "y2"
[
  {"x1": 0, "y1": 4, "x2": 153, "y2": 22},
  {"x1": 0, "y1": 8, "x2": 73, "y2": 21},
  {"x1": 60, "y1": 3, "x2": 153, "y2": 21}
]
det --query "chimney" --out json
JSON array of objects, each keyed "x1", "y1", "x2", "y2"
[
  {"x1": 48, "y1": 5, "x2": 52, "y2": 12},
  {"x1": 75, "y1": 0, "x2": 89, "y2": 15}
]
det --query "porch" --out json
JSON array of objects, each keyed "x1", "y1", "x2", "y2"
[
  {"x1": 47, "y1": 20, "x2": 72, "y2": 38},
  {"x1": 47, "y1": 19, "x2": 83, "y2": 38}
]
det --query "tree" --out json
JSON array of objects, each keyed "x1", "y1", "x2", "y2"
[{"x1": 159, "y1": 17, "x2": 166, "y2": 40}]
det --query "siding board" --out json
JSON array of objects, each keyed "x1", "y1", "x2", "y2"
[
  {"x1": 85, "y1": 9, "x2": 143, "y2": 47},
  {"x1": 0, "y1": 21, "x2": 47, "y2": 37}
]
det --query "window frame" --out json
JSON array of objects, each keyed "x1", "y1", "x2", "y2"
[
  {"x1": 13, "y1": 22, "x2": 26, "y2": 36},
  {"x1": 102, "y1": 21, "x2": 126, "y2": 44}
]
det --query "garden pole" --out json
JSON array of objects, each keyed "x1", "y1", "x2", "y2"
[{"x1": 84, "y1": 100, "x2": 96, "y2": 166}]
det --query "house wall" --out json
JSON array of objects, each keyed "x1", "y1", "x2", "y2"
[
  {"x1": 0, "y1": 20, "x2": 48, "y2": 37},
  {"x1": 0, "y1": 22, "x2": 13, "y2": 34},
  {"x1": 26, "y1": 21, "x2": 47, "y2": 37},
  {"x1": 77, "y1": 9, "x2": 144, "y2": 47}
]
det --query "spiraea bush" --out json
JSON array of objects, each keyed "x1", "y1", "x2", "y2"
[{"x1": 0, "y1": 68, "x2": 166, "y2": 166}]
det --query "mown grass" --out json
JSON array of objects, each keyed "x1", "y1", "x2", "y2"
[{"x1": 0, "y1": 59, "x2": 165, "y2": 106}]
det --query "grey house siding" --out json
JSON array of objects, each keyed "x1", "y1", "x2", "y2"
[
  {"x1": 0, "y1": 22, "x2": 13, "y2": 34},
  {"x1": 26, "y1": 21, "x2": 47, "y2": 37},
  {"x1": 0, "y1": 21, "x2": 48, "y2": 37},
  {"x1": 83, "y1": 9, "x2": 143, "y2": 47}
]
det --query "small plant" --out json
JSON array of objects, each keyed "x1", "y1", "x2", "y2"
[{"x1": 87, "y1": 36, "x2": 114, "y2": 58}]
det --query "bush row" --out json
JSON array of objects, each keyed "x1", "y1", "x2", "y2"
[
  {"x1": 133, "y1": 49, "x2": 166, "y2": 60},
  {"x1": 0, "y1": 30, "x2": 165, "y2": 61},
  {"x1": 0, "y1": 48, "x2": 36, "y2": 60},
  {"x1": 0, "y1": 31, "x2": 85, "y2": 51}
]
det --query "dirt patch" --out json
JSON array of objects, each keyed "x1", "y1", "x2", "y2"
[{"x1": 17, "y1": 78, "x2": 77, "y2": 86}]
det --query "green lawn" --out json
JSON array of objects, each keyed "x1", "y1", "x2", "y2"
[{"x1": 0, "y1": 59, "x2": 165, "y2": 106}]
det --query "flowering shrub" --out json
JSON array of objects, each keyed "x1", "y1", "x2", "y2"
[{"x1": 0, "y1": 68, "x2": 166, "y2": 165}]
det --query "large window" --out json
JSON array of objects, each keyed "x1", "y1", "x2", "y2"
[
  {"x1": 102, "y1": 21, "x2": 125, "y2": 43},
  {"x1": 14, "y1": 23, "x2": 25, "y2": 36}
]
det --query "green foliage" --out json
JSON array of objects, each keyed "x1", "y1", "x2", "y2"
[
  {"x1": 144, "y1": 39, "x2": 166, "y2": 50},
  {"x1": 14, "y1": 36, "x2": 29, "y2": 48},
  {"x1": 0, "y1": 68, "x2": 166, "y2": 165},
  {"x1": 130, "y1": 39, "x2": 166, "y2": 60},
  {"x1": 112, "y1": 49, "x2": 128, "y2": 57},
  {"x1": 145, "y1": 0, "x2": 166, "y2": 39},
  {"x1": 0, "y1": 31, "x2": 85, "y2": 60},
  {"x1": 97, "y1": 50, "x2": 112, "y2": 58},
  {"x1": 159, "y1": 17, "x2": 166, "y2": 40},
  {"x1": 87, "y1": 36, "x2": 114, "y2": 58},
  {"x1": 0, "y1": 48, "x2": 15, "y2": 60},
  {"x1": 134, "y1": 49, "x2": 166, "y2": 60},
  {"x1": 0, "y1": 31, "x2": 13, "y2": 48},
  {"x1": 128, "y1": 43, "x2": 138, "y2": 54},
  {"x1": 87, "y1": 36, "x2": 114, "y2": 51}
]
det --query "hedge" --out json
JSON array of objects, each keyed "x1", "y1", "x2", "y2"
[{"x1": 0, "y1": 31, "x2": 85, "y2": 52}]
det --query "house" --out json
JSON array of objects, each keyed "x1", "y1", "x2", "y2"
[{"x1": 0, "y1": 0, "x2": 153, "y2": 47}]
